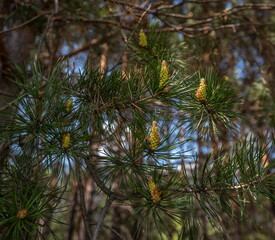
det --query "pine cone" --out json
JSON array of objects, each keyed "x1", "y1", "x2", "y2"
[
  {"x1": 159, "y1": 60, "x2": 169, "y2": 88},
  {"x1": 17, "y1": 209, "x2": 28, "y2": 219},
  {"x1": 148, "y1": 121, "x2": 160, "y2": 151},
  {"x1": 62, "y1": 133, "x2": 71, "y2": 149},
  {"x1": 195, "y1": 78, "x2": 207, "y2": 102},
  {"x1": 64, "y1": 98, "x2": 73, "y2": 112},
  {"x1": 148, "y1": 177, "x2": 161, "y2": 203},
  {"x1": 139, "y1": 29, "x2": 148, "y2": 47}
]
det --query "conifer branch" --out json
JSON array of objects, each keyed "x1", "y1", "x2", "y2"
[
  {"x1": 90, "y1": 223, "x2": 124, "y2": 239},
  {"x1": 1, "y1": 3, "x2": 275, "y2": 238},
  {"x1": 84, "y1": 156, "x2": 127, "y2": 201},
  {"x1": 57, "y1": 32, "x2": 115, "y2": 62},
  {"x1": 92, "y1": 94, "x2": 157, "y2": 112},
  {"x1": 178, "y1": 172, "x2": 274, "y2": 194},
  {"x1": 0, "y1": 90, "x2": 13, "y2": 98},
  {"x1": 92, "y1": 195, "x2": 115, "y2": 240},
  {"x1": 0, "y1": 11, "x2": 51, "y2": 35}
]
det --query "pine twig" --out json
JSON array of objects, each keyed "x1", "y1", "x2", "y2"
[
  {"x1": 84, "y1": 156, "x2": 127, "y2": 201},
  {"x1": 177, "y1": 172, "x2": 275, "y2": 194},
  {"x1": 0, "y1": 12, "x2": 51, "y2": 35},
  {"x1": 0, "y1": 90, "x2": 13, "y2": 98},
  {"x1": 93, "y1": 194, "x2": 115, "y2": 240},
  {"x1": 90, "y1": 223, "x2": 124, "y2": 239},
  {"x1": 57, "y1": 31, "x2": 115, "y2": 62}
]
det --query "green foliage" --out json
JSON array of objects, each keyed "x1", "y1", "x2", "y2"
[
  {"x1": 0, "y1": 25, "x2": 274, "y2": 240},
  {"x1": 183, "y1": 69, "x2": 240, "y2": 137},
  {"x1": 0, "y1": 158, "x2": 63, "y2": 240}
]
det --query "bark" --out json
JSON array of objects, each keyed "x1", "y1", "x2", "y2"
[
  {"x1": 65, "y1": 182, "x2": 78, "y2": 240},
  {"x1": 79, "y1": 175, "x2": 95, "y2": 240}
]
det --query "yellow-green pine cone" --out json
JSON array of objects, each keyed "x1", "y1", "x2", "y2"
[
  {"x1": 62, "y1": 133, "x2": 71, "y2": 149},
  {"x1": 152, "y1": 186, "x2": 161, "y2": 203},
  {"x1": 195, "y1": 78, "x2": 207, "y2": 102},
  {"x1": 64, "y1": 98, "x2": 73, "y2": 112},
  {"x1": 148, "y1": 176, "x2": 156, "y2": 192},
  {"x1": 222, "y1": 76, "x2": 230, "y2": 82},
  {"x1": 159, "y1": 60, "x2": 169, "y2": 88},
  {"x1": 148, "y1": 177, "x2": 161, "y2": 203},
  {"x1": 149, "y1": 121, "x2": 160, "y2": 151},
  {"x1": 17, "y1": 209, "x2": 28, "y2": 219},
  {"x1": 139, "y1": 29, "x2": 147, "y2": 47}
]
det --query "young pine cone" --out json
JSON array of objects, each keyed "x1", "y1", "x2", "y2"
[
  {"x1": 62, "y1": 133, "x2": 71, "y2": 149},
  {"x1": 148, "y1": 176, "x2": 161, "y2": 203},
  {"x1": 159, "y1": 60, "x2": 169, "y2": 88},
  {"x1": 195, "y1": 78, "x2": 207, "y2": 102},
  {"x1": 146, "y1": 121, "x2": 160, "y2": 151},
  {"x1": 139, "y1": 29, "x2": 148, "y2": 47}
]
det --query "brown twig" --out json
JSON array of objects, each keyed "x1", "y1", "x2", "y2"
[
  {"x1": 53, "y1": 17, "x2": 133, "y2": 31},
  {"x1": 0, "y1": 90, "x2": 13, "y2": 98},
  {"x1": 85, "y1": 155, "x2": 127, "y2": 201},
  {"x1": 58, "y1": 39, "x2": 100, "y2": 62},
  {"x1": 92, "y1": 194, "x2": 115, "y2": 240},
  {"x1": 58, "y1": 32, "x2": 115, "y2": 62},
  {"x1": 177, "y1": 172, "x2": 275, "y2": 194},
  {"x1": 90, "y1": 223, "x2": 124, "y2": 239},
  {"x1": 0, "y1": 12, "x2": 51, "y2": 35}
]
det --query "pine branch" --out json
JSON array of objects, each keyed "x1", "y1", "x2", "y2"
[
  {"x1": 90, "y1": 223, "x2": 124, "y2": 239},
  {"x1": 84, "y1": 156, "x2": 127, "y2": 201},
  {"x1": 53, "y1": 17, "x2": 132, "y2": 31},
  {"x1": 92, "y1": 195, "x2": 115, "y2": 240},
  {"x1": 0, "y1": 11, "x2": 51, "y2": 35},
  {"x1": 0, "y1": 90, "x2": 13, "y2": 98},
  {"x1": 57, "y1": 32, "x2": 115, "y2": 62},
  {"x1": 86, "y1": 93, "x2": 157, "y2": 112},
  {"x1": 177, "y1": 172, "x2": 274, "y2": 194}
]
